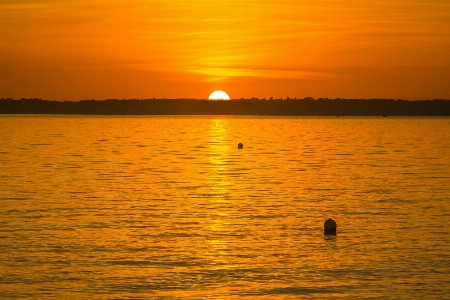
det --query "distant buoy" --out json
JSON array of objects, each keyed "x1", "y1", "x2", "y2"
[
  {"x1": 324, "y1": 218, "x2": 337, "y2": 235},
  {"x1": 238, "y1": 143, "x2": 243, "y2": 149}
]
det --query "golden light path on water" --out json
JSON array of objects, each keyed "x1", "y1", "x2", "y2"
[{"x1": 207, "y1": 119, "x2": 232, "y2": 271}]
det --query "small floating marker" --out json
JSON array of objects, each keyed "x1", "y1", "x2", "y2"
[
  {"x1": 324, "y1": 218, "x2": 337, "y2": 235},
  {"x1": 238, "y1": 143, "x2": 243, "y2": 149}
]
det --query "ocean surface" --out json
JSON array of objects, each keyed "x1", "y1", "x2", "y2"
[{"x1": 1, "y1": 115, "x2": 450, "y2": 299}]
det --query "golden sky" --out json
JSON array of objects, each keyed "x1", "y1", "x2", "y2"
[{"x1": 1, "y1": 0, "x2": 450, "y2": 100}]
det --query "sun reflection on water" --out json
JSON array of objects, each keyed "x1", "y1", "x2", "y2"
[
  {"x1": 207, "y1": 119, "x2": 231, "y2": 198},
  {"x1": 206, "y1": 119, "x2": 234, "y2": 269}
]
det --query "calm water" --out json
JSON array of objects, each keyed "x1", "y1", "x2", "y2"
[{"x1": 1, "y1": 115, "x2": 450, "y2": 299}]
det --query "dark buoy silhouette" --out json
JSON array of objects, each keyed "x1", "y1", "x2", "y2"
[
  {"x1": 324, "y1": 218, "x2": 337, "y2": 235},
  {"x1": 238, "y1": 143, "x2": 243, "y2": 149}
]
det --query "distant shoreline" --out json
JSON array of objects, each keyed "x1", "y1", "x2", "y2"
[{"x1": 1, "y1": 98, "x2": 450, "y2": 116}]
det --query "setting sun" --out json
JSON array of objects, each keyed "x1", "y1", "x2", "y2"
[{"x1": 209, "y1": 91, "x2": 230, "y2": 100}]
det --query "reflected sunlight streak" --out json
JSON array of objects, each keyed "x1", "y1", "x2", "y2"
[{"x1": 206, "y1": 119, "x2": 233, "y2": 269}]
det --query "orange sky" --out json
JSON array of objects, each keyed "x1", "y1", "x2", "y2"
[{"x1": 1, "y1": 0, "x2": 450, "y2": 100}]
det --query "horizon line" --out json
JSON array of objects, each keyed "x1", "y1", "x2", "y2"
[{"x1": 2, "y1": 97, "x2": 450, "y2": 102}]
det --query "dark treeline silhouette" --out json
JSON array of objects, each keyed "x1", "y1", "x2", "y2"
[{"x1": 1, "y1": 98, "x2": 450, "y2": 116}]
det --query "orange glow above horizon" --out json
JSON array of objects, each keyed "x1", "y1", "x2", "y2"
[{"x1": 1, "y1": 0, "x2": 450, "y2": 100}]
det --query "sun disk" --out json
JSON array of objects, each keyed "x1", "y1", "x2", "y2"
[{"x1": 209, "y1": 91, "x2": 230, "y2": 100}]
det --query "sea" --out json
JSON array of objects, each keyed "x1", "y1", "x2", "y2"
[{"x1": 1, "y1": 115, "x2": 450, "y2": 299}]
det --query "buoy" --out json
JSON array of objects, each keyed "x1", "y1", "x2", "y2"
[
  {"x1": 238, "y1": 143, "x2": 243, "y2": 149},
  {"x1": 324, "y1": 218, "x2": 337, "y2": 235}
]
